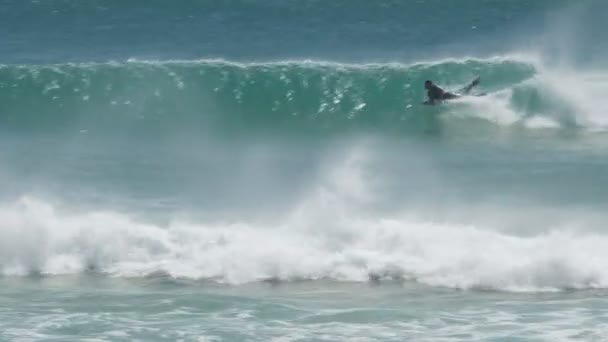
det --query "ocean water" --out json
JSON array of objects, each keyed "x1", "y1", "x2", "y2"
[{"x1": 2, "y1": 0, "x2": 608, "y2": 341}]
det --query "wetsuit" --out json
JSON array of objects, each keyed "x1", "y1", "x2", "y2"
[{"x1": 427, "y1": 84, "x2": 458, "y2": 104}]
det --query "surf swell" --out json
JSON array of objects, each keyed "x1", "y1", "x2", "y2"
[{"x1": 0, "y1": 57, "x2": 551, "y2": 134}]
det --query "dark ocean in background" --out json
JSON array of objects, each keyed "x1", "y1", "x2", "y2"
[{"x1": 2, "y1": 1, "x2": 608, "y2": 341}]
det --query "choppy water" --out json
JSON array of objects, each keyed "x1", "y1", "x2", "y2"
[{"x1": 2, "y1": 1, "x2": 608, "y2": 341}]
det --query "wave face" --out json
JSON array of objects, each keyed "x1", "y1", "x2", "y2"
[
  {"x1": 4, "y1": 57, "x2": 608, "y2": 136},
  {"x1": 0, "y1": 58, "x2": 544, "y2": 134}
]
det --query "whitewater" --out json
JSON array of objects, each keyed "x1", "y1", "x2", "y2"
[{"x1": 2, "y1": 0, "x2": 608, "y2": 341}]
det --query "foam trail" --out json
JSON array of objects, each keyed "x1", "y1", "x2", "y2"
[
  {"x1": 1, "y1": 196, "x2": 608, "y2": 292},
  {"x1": 448, "y1": 90, "x2": 520, "y2": 125}
]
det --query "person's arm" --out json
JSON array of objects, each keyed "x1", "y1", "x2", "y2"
[{"x1": 461, "y1": 76, "x2": 480, "y2": 94}]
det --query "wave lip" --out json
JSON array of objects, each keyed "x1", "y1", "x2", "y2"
[{"x1": 1, "y1": 197, "x2": 607, "y2": 292}]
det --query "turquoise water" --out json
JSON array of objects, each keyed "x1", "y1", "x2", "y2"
[
  {"x1": 2, "y1": 1, "x2": 608, "y2": 341},
  {"x1": 3, "y1": 277, "x2": 608, "y2": 341}
]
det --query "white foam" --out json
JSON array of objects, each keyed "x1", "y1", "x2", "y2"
[
  {"x1": 450, "y1": 90, "x2": 521, "y2": 126},
  {"x1": 534, "y1": 69, "x2": 608, "y2": 130},
  {"x1": 524, "y1": 116, "x2": 561, "y2": 129},
  {"x1": 1, "y1": 195, "x2": 608, "y2": 292},
  {"x1": 1, "y1": 53, "x2": 539, "y2": 71},
  {"x1": 441, "y1": 64, "x2": 608, "y2": 132}
]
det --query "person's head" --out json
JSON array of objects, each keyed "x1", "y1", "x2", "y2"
[{"x1": 424, "y1": 80, "x2": 433, "y2": 89}]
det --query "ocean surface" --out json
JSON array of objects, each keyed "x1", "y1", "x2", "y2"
[{"x1": 2, "y1": 0, "x2": 608, "y2": 341}]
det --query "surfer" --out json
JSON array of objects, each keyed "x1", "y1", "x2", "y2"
[{"x1": 424, "y1": 77, "x2": 480, "y2": 105}]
